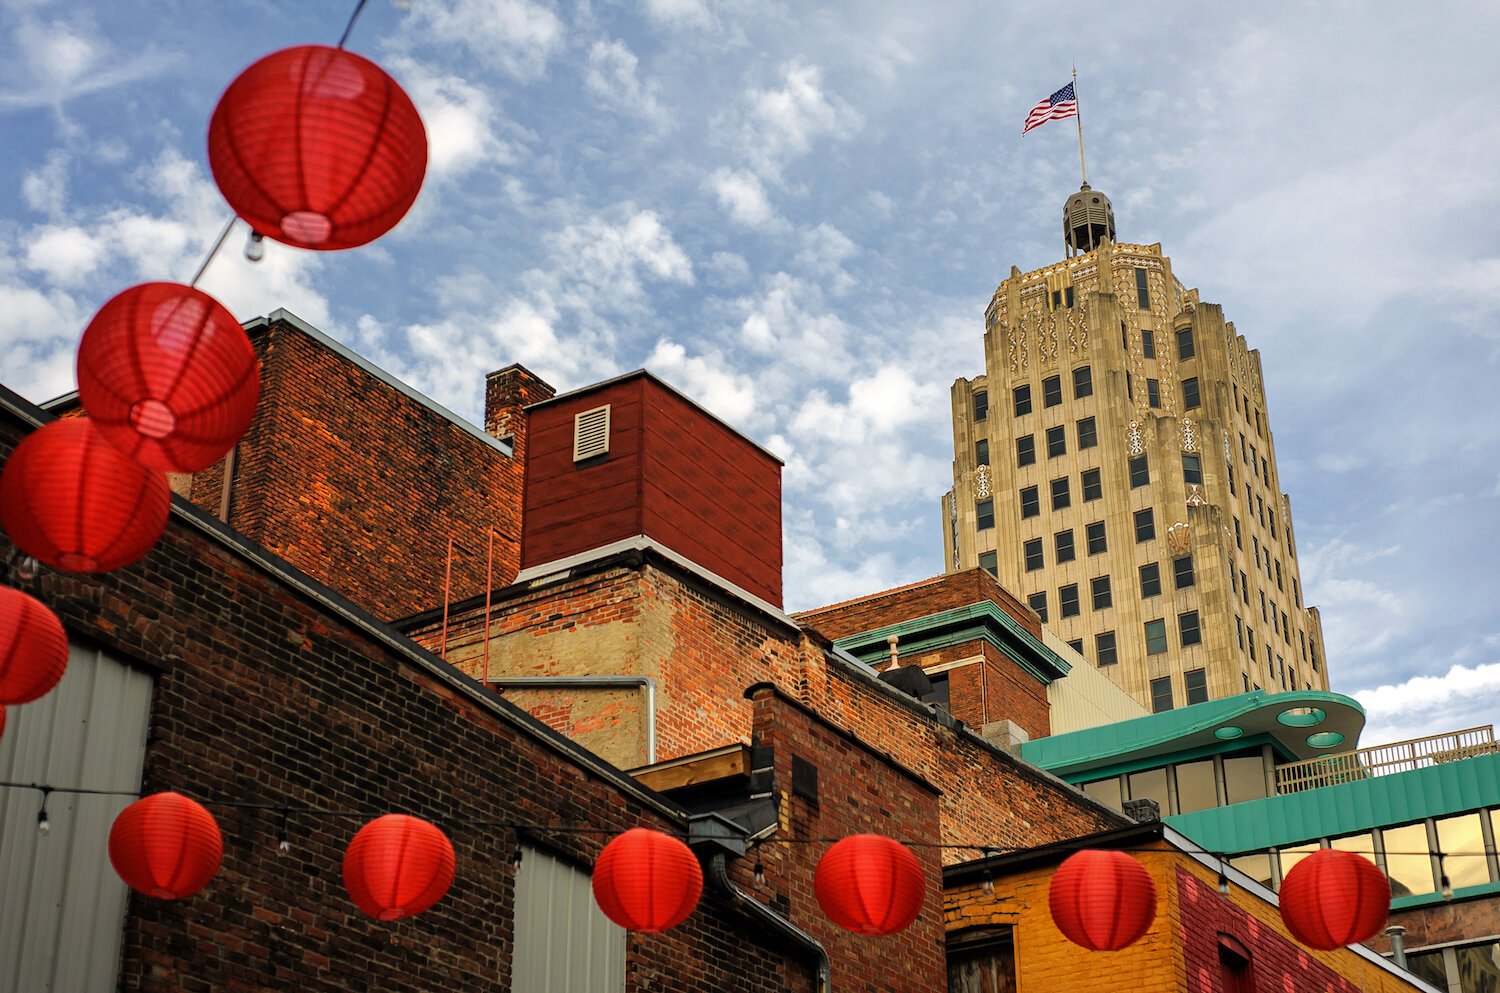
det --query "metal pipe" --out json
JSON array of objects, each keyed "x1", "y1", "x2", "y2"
[
  {"x1": 1385, "y1": 925, "x2": 1407, "y2": 969},
  {"x1": 485, "y1": 676, "x2": 657, "y2": 765},
  {"x1": 708, "y1": 852, "x2": 829, "y2": 993}
]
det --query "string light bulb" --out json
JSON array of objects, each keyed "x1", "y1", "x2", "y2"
[
  {"x1": 15, "y1": 555, "x2": 38, "y2": 582},
  {"x1": 245, "y1": 231, "x2": 265, "y2": 262},
  {"x1": 277, "y1": 809, "x2": 291, "y2": 855},
  {"x1": 510, "y1": 847, "x2": 523, "y2": 870},
  {"x1": 753, "y1": 861, "x2": 766, "y2": 889},
  {"x1": 36, "y1": 788, "x2": 51, "y2": 836},
  {"x1": 1438, "y1": 852, "x2": 1453, "y2": 901},
  {"x1": 1217, "y1": 870, "x2": 1230, "y2": 896}
]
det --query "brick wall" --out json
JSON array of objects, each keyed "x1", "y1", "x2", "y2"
[
  {"x1": 186, "y1": 315, "x2": 530, "y2": 622},
  {"x1": 417, "y1": 554, "x2": 1124, "y2": 864},
  {"x1": 880, "y1": 641, "x2": 1050, "y2": 740},
  {"x1": 0, "y1": 400, "x2": 790, "y2": 993},
  {"x1": 943, "y1": 844, "x2": 1428, "y2": 993},
  {"x1": 1376, "y1": 896, "x2": 1500, "y2": 955},
  {"x1": 796, "y1": 568, "x2": 1041, "y2": 642}
]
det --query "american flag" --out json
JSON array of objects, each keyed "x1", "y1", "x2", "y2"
[{"x1": 1022, "y1": 82, "x2": 1078, "y2": 135}]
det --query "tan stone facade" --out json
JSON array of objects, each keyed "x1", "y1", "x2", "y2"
[{"x1": 942, "y1": 232, "x2": 1328, "y2": 711}]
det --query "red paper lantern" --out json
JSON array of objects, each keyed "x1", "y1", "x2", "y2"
[
  {"x1": 343, "y1": 814, "x2": 455, "y2": 920},
  {"x1": 814, "y1": 834, "x2": 925, "y2": 935},
  {"x1": 592, "y1": 828, "x2": 703, "y2": 932},
  {"x1": 1279, "y1": 848, "x2": 1390, "y2": 949},
  {"x1": 77, "y1": 283, "x2": 259, "y2": 473},
  {"x1": 0, "y1": 705, "x2": 7, "y2": 739},
  {"x1": 208, "y1": 45, "x2": 427, "y2": 251},
  {"x1": 0, "y1": 419, "x2": 171, "y2": 573},
  {"x1": 109, "y1": 792, "x2": 223, "y2": 899},
  {"x1": 0, "y1": 585, "x2": 69, "y2": 704},
  {"x1": 1049, "y1": 849, "x2": 1157, "y2": 950}
]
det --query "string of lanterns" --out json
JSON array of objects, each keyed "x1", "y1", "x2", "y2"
[{"x1": 3, "y1": 776, "x2": 1406, "y2": 949}]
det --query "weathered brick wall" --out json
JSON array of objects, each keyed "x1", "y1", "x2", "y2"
[
  {"x1": 1, "y1": 403, "x2": 786, "y2": 993},
  {"x1": 418, "y1": 556, "x2": 1124, "y2": 865},
  {"x1": 795, "y1": 568, "x2": 1041, "y2": 642},
  {"x1": 1374, "y1": 896, "x2": 1500, "y2": 956},
  {"x1": 884, "y1": 641, "x2": 1051, "y2": 740},
  {"x1": 187, "y1": 317, "x2": 529, "y2": 622},
  {"x1": 944, "y1": 848, "x2": 1427, "y2": 993},
  {"x1": 747, "y1": 685, "x2": 947, "y2": 993}
]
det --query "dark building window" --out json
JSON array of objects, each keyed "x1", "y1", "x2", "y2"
[
  {"x1": 1129, "y1": 454, "x2": 1150, "y2": 488},
  {"x1": 975, "y1": 438, "x2": 990, "y2": 466},
  {"x1": 976, "y1": 498, "x2": 995, "y2": 530},
  {"x1": 1145, "y1": 619, "x2": 1168, "y2": 655},
  {"x1": 1067, "y1": 638, "x2": 1084, "y2": 656},
  {"x1": 1134, "y1": 508, "x2": 1156, "y2": 542},
  {"x1": 978, "y1": 551, "x2": 997, "y2": 577},
  {"x1": 1182, "y1": 453, "x2": 1202, "y2": 485},
  {"x1": 1073, "y1": 366, "x2": 1093, "y2": 399},
  {"x1": 1176, "y1": 327, "x2": 1195, "y2": 361},
  {"x1": 1183, "y1": 377, "x2": 1201, "y2": 410},
  {"x1": 973, "y1": 391, "x2": 988, "y2": 420},
  {"x1": 1016, "y1": 434, "x2": 1036, "y2": 466},
  {"x1": 1180, "y1": 610, "x2": 1202, "y2": 646},
  {"x1": 1234, "y1": 517, "x2": 1243, "y2": 549},
  {"x1": 1142, "y1": 329, "x2": 1156, "y2": 358},
  {"x1": 1077, "y1": 416, "x2": 1097, "y2": 450},
  {"x1": 1135, "y1": 267, "x2": 1151, "y2": 309},
  {"x1": 1051, "y1": 476, "x2": 1071, "y2": 510},
  {"x1": 1086, "y1": 520, "x2": 1107, "y2": 555},
  {"x1": 1126, "y1": 371, "x2": 1134, "y2": 400},
  {"x1": 1014, "y1": 385, "x2": 1032, "y2": 416},
  {"x1": 1046, "y1": 425, "x2": 1066, "y2": 458},
  {"x1": 1051, "y1": 289, "x2": 1062, "y2": 310},
  {"x1": 1140, "y1": 562, "x2": 1162, "y2": 598},
  {"x1": 1091, "y1": 575, "x2": 1112, "y2": 610},
  {"x1": 1174, "y1": 554, "x2": 1196, "y2": 589},
  {"x1": 1185, "y1": 668, "x2": 1208, "y2": 704},
  {"x1": 1028, "y1": 591, "x2": 1047, "y2": 623},
  {"x1": 1064, "y1": 286, "x2": 1074, "y2": 307},
  {"x1": 1055, "y1": 529, "x2": 1076, "y2": 563},
  {"x1": 1081, "y1": 468, "x2": 1102, "y2": 501},
  {"x1": 1146, "y1": 378, "x2": 1161, "y2": 409},
  {"x1": 1043, "y1": 375, "x2": 1063, "y2": 408},
  {"x1": 1150, "y1": 675, "x2": 1172, "y2": 712},
  {"x1": 1059, "y1": 583, "x2": 1080, "y2": 618},
  {"x1": 1020, "y1": 486, "x2": 1039, "y2": 518},
  {"x1": 1024, "y1": 539, "x2": 1043, "y2": 572},
  {"x1": 1096, "y1": 631, "x2": 1118, "y2": 666}
]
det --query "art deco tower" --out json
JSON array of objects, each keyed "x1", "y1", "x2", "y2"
[{"x1": 941, "y1": 184, "x2": 1328, "y2": 711}]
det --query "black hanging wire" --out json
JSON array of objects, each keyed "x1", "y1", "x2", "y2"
[{"x1": 336, "y1": 0, "x2": 372, "y2": 49}]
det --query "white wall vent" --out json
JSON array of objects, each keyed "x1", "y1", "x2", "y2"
[{"x1": 573, "y1": 405, "x2": 611, "y2": 462}]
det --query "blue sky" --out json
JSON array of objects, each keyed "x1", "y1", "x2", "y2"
[{"x1": 2, "y1": 0, "x2": 1499, "y2": 745}]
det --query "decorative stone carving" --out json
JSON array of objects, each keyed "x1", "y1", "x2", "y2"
[
  {"x1": 975, "y1": 464, "x2": 991, "y2": 499},
  {"x1": 1165, "y1": 521, "x2": 1192, "y2": 556},
  {"x1": 1182, "y1": 418, "x2": 1197, "y2": 453},
  {"x1": 1223, "y1": 429, "x2": 1233, "y2": 469},
  {"x1": 1127, "y1": 420, "x2": 1144, "y2": 456},
  {"x1": 1185, "y1": 484, "x2": 1206, "y2": 508}
]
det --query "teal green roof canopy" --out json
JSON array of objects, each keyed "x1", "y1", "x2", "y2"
[{"x1": 834, "y1": 601, "x2": 1071, "y2": 685}]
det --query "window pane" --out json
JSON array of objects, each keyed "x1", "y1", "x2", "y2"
[
  {"x1": 1382, "y1": 821, "x2": 1436, "y2": 897},
  {"x1": 1176, "y1": 327, "x2": 1195, "y2": 360},
  {"x1": 1083, "y1": 777, "x2": 1122, "y2": 811},
  {"x1": 1435, "y1": 812, "x2": 1489, "y2": 889},
  {"x1": 1329, "y1": 832, "x2": 1377, "y2": 869},
  {"x1": 1455, "y1": 941, "x2": 1500, "y2": 992},
  {"x1": 1059, "y1": 584, "x2": 1079, "y2": 618},
  {"x1": 1130, "y1": 455, "x2": 1150, "y2": 488},
  {"x1": 1147, "y1": 378, "x2": 1161, "y2": 408},
  {"x1": 1278, "y1": 843, "x2": 1321, "y2": 886},
  {"x1": 1051, "y1": 477, "x2": 1071, "y2": 509},
  {"x1": 1128, "y1": 766, "x2": 1169, "y2": 811},
  {"x1": 1174, "y1": 555, "x2": 1196, "y2": 589},
  {"x1": 1183, "y1": 377, "x2": 1201, "y2": 410},
  {"x1": 1055, "y1": 530, "x2": 1075, "y2": 563},
  {"x1": 1046, "y1": 425, "x2": 1066, "y2": 458},
  {"x1": 1082, "y1": 468, "x2": 1102, "y2": 501},
  {"x1": 1086, "y1": 521, "x2": 1106, "y2": 554},
  {"x1": 1182, "y1": 453, "x2": 1202, "y2": 485},
  {"x1": 976, "y1": 499, "x2": 995, "y2": 530},
  {"x1": 1135, "y1": 268, "x2": 1150, "y2": 309},
  {"x1": 1027, "y1": 592, "x2": 1047, "y2": 623},
  {"x1": 1139, "y1": 563, "x2": 1161, "y2": 598},
  {"x1": 1091, "y1": 575, "x2": 1112, "y2": 610},
  {"x1": 975, "y1": 439, "x2": 990, "y2": 465},
  {"x1": 1135, "y1": 508, "x2": 1156, "y2": 542},
  {"x1": 1142, "y1": 329, "x2": 1156, "y2": 358},
  {"x1": 1024, "y1": 539, "x2": 1043, "y2": 571},
  {"x1": 1150, "y1": 676, "x2": 1173, "y2": 712},
  {"x1": 1403, "y1": 951, "x2": 1447, "y2": 989},
  {"x1": 1175, "y1": 759, "x2": 1216, "y2": 814},
  {"x1": 1043, "y1": 376, "x2": 1062, "y2": 407},
  {"x1": 973, "y1": 391, "x2": 988, "y2": 420},
  {"x1": 1095, "y1": 631, "x2": 1117, "y2": 666},
  {"x1": 978, "y1": 551, "x2": 998, "y2": 577},
  {"x1": 1229, "y1": 852, "x2": 1273, "y2": 889},
  {"x1": 1077, "y1": 416, "x2": 1097, "y2": 449},
  {"x1": 1013, "y1": 385, "x2": 1031, "y2": 416},
  {"x1": 1020, "y1": 487, "x2": 1039, "y2": 518},
  {"x1": 1184, "y1": 668, "x2": 1208, "y2": 704},
  {"x1": 1223, "y1": 754, "x2": 1268, "y2": 804},
  {"x1": 1073, "y1": 366, "x2": 1093, "y2": 398},
  {"x1": 1016, "y1": 435, "x2": 1035, "y2": 466},
  {"x1": 1145, "y1": 619, "x2": 1167, "y2": 655}
]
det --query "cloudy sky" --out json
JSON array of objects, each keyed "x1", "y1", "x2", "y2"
[{"x1": 2, "y1": 0, "x2": 1498, "y2": 745}]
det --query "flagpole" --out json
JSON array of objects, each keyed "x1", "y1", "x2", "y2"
[{"x1": 1073, "y1": 65, "x2": 1088, "y2": 186}]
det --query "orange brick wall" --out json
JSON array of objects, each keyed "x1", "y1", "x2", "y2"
[
  {"x1": 187, "y1": 317, "x2": 531, "y2": 621},
  {"x1": 944, "y1": 844, "x2": 1427, "y2": 993},
  {"x1": 796, "y1": 568, "x2": 1042, "y2": 642}
]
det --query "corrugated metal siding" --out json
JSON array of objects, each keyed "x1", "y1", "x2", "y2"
[
  {"x1": 511, "y1": 845, "x2": 625, "y2": 993},
  {"x1": 1042, "y1": 629, "x2": 1149, "y2": 735},
  {"x1": 0, "y1": 643, "x2": 153, "y2": 993}
]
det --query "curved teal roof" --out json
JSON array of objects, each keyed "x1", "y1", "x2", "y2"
[{"x1": 1020, "y1": 689, "x2": 1366, "y2": 777}]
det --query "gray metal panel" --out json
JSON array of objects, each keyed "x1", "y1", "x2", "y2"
[
  {"x1": 0, "y1": 643, "x2": 152, "y2": 993},
  {"x1": 511, "y1": 845, "x2": 625, "y2": 993}
]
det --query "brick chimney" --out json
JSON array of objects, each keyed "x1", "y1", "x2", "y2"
[{"x1": 485, "y1": 364, "x2": 555, "y2": 462}]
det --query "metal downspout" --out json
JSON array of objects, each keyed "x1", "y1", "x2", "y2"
[
  {"x1": 484, "y1": 675, "x2": 657, "y2": 764},
  {"x1": 708, "y1": 852, "x2": 829, "y2": 993}
]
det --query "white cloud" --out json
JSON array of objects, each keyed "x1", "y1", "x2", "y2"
[
  {"x1": 641, "y1": 0, "x2": 711, "y2": 28},
  {"x1": 545, "y1": 206, "x2": 694, "y2": 311},
  {"x1": 584, "y1": 39, "x2": 664, "y2": 123},
  {"x1": 1355, "y1": 663, "x2": 1500, "y2": 747},
  {"x1": 644, "y1": 339, "x2": 757, "y2": 426},
  {"x1": 24, "y1": 225, "x2": 103, "y2": 285},
  {"x1": 794, "y1": 222, "x2": 857, "y2": 294},
  {"x1": 20, "y1": 151, "x2": 71, "y2": 218},
  {"x1": 736, "y1": 61, "x2": 862, "y2": 178},
  {"x1": 707, "y1": 167, "x2": 776, "y2": 227},
  {"x1": 388, "y1": 57, "x2": 511, "y2": 178},
  {"x1": 400, "y1": 0, "x2": 564, "y2": 79},
  {"x1": 0, "y1": 15, "x2": 176, "y2": 109}
]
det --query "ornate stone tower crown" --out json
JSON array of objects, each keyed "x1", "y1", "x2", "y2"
[{"x1": 1063, "y1": 182, "x2": 1115, "y2": 256}]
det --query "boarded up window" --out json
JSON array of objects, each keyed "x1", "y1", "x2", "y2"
[
  {"x1": 948, "y1": 926, "x2": 1016, "y2": 993},
  {"x1": 512, "y1": 845, "x2": 624, "y2": 993}
]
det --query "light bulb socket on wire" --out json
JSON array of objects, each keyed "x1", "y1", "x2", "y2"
[{"x1": 36, "y1": 787, "x2": 51, "y2": 836}]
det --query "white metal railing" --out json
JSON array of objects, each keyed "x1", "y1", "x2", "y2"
[{"x1": 1274, "y1": 725, "x2": 1498, "y2": 794}]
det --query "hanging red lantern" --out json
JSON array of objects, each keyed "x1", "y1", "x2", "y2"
[
  {"x1": 1049, "y1": 849, "x2": 1157, "y2": 950},
  {"x1": 814, "y1": 834, "x2": 925, "y2": 935},
  {"x1": 0, "y1": 419, "x2": 171, "y2": 573},
  {"x1": 76, "y1": 282, "x2": 258, "y2": 473},
  {"x1": 109, "y1": 792, "x2": 223, "y2": 899},
  {"x1": 592, "y1": 828, "x2": 703, "y2": 932},
  {"x1": 0, "y1": 585, "x2": 68, "y2": 704},
  {"x1": 1279, "y1": 848, "x2": 1390, "y2": 950},
  {"x1": 208, "y1": 45, "x2": 427, "y2": 251},
  {"x1": 343, "y1": 814, "x2": 455, "y2": 921}
]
